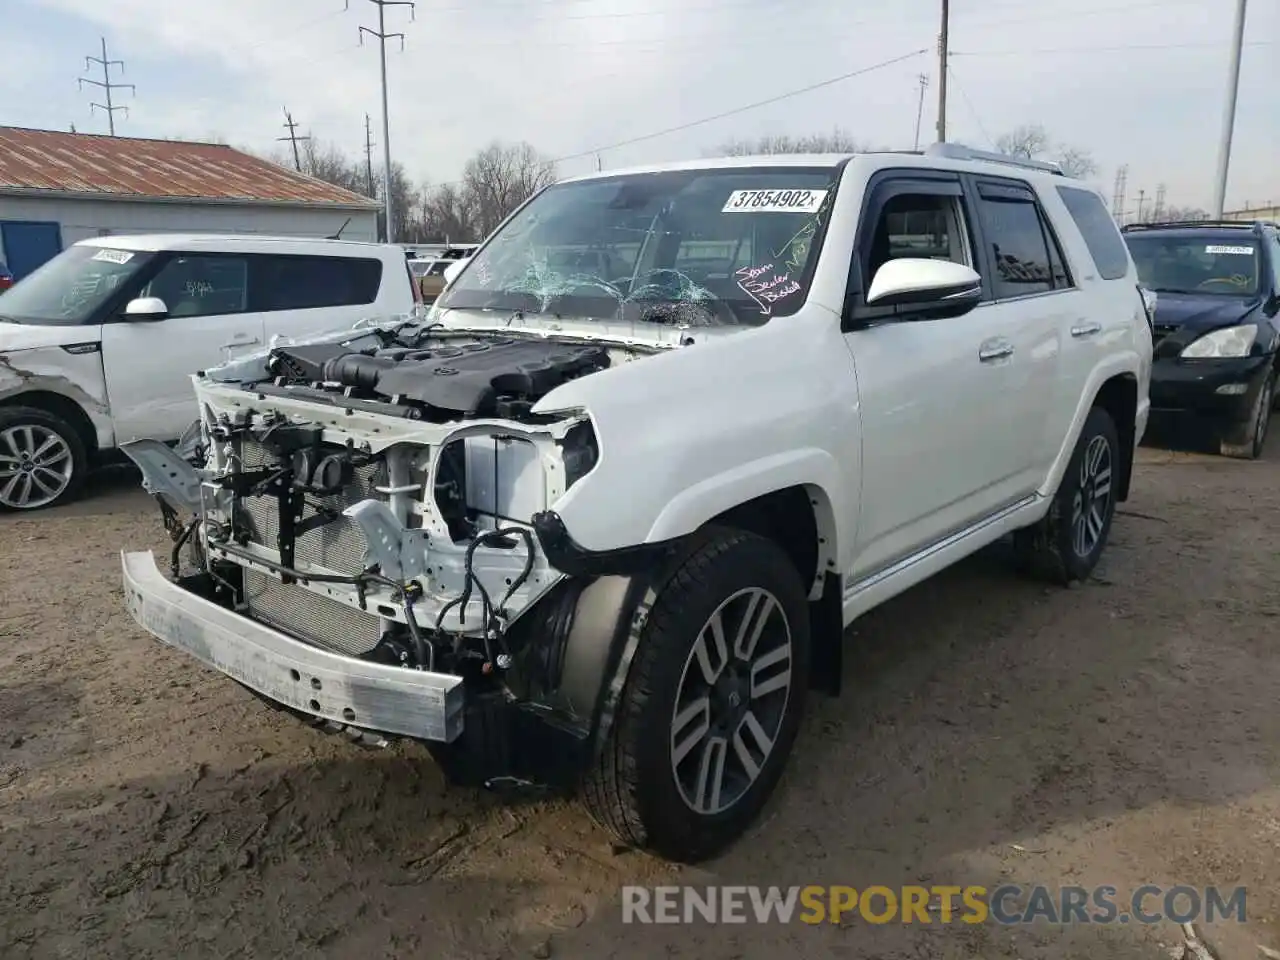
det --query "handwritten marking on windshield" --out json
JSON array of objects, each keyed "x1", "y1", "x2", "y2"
[{"x1": 736, "y1": 263, "x2": 801, "y2": 315}]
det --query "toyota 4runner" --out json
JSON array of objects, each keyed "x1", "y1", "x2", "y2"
[{"x1": 119, "y1": 144, "x2": 1152, "y2": 863}]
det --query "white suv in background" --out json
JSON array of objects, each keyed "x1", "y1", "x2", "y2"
[{"x1": 0, "y1": 235, "x2": 416, "y2": 510}]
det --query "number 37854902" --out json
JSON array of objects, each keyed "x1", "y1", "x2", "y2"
[{"x1": 722, "y1": 188, "x2": 829, "y2": 215}]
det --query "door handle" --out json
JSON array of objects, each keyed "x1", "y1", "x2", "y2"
[
  {"x1": 1071, "y1": 321, "x2": 1102, "y2": 338},
  {"x1": 978, "y1": 338, "x2": 1014, "y2": 362},
  {"x1": 221, "y1": 335, "x2": 261, "y2": 348}
]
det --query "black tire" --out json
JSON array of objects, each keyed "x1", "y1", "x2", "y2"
[
  {"x1": 1013, "y1": 405, "x2": 1120, "y2": 585},
  {"x1": 1220, "y1": 370, "x2": 1273, "y2": 460},
  {"x1": 582, "y1": 527, "x2": 811, "y2": 863},
  {"x1": 0, "y1": 406, "x2": 88, "y2": 512}
]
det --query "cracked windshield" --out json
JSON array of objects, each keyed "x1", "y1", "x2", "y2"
[{"x1": 438, "y1": 168, "x2": 839, "y2": 326}]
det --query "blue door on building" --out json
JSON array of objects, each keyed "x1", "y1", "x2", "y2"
[{"x1": 1, "y1": 221, "x2": 63, "y2": 281}]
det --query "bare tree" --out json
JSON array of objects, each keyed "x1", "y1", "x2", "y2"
[
  {"x1": 710, "y1": 127, "x2": 878, "y2": 156},
  {"x1": 461, "y1": 141, "x2": 557, "y2": 238},
  {"x1": 994, "y1": 123, "x2": 1097, "y2": 179},
  {"x1": 419, "y1": 182, "x2": 477, "y2": 243},
  {"x1": 1148, "y1": 204, "x2": 1210, "y2": 223}
]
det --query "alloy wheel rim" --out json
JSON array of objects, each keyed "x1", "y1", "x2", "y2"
[
  {"x1": 0, "y1": 425, "x2": 74, "y2": 509},
  {"x1": 670, "y1": 587, "x2": 792, "y2": 816},
  {"x1": 1070, "y1": 434, "x2": 1113, "y2": 559}
]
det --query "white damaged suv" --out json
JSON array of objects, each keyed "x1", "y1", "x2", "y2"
[{"x1": 120, "y1": 144, "x2": 1152, "y2": 862}]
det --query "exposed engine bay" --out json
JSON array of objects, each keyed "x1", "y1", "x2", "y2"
[{"x1": 127, "y1": 318, "x2": 663, "y2": 696}]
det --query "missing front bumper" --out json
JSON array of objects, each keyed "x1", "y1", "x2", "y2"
[{"x1": 121, "y1": 550, "x2": 465, "y2": 742}]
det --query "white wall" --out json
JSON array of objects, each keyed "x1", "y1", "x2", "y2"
[{"x1": 0, "y1": 195, "x2": 378, "y2": 262}]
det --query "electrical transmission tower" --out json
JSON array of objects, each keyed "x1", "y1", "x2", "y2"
[
  {"x1": 356, "y1": 0, "x2": 415, "y2": 243},
  {"x1": 364, "y1": 114, "x2": 376, "y2": 198},
  {"x1": 277, "y1": 108, "x2": 311, "y2": 172},
  {"x1": 1154, "y1": 184, "x2": 1167, "y2": 222},
  {"x1": 1111, "y1": 165, "x2": 1128, "y2": 225},
  {"x1": 79, "y1": 37, "x2": 135, "y2": 136},
  {"x1": 913, "y1": 73, "x2": 930, "y2": 151}
]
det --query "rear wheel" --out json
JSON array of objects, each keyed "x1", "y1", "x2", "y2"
[
  {"x1": 1220, "y1": 370, "x2": 1273, "y2": 460},
  {"x1": 0, "y1": 406, "x2": 87, "y2": 512},
  {"x1": 582, "y1": 528, "x2": 811, "y2": 863},
  {"x1": 1014, "y1": 405, "x2": 1119, "y2": 585}
]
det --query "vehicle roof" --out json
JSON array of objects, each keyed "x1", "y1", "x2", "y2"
[
  {"x1": 557, "y1": 148, "x2": 1093, "y2": 193},
  {"x1": 70, "y1": 234, "x2": 401, "y2": 256},
  {"x1": 1121, "y1": 220, "x2": 1273, "y2": 236}
]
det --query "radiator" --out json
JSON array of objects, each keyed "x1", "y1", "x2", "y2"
[{"x1": 233, "y1": 437, "x2": 387, "y2": 657}]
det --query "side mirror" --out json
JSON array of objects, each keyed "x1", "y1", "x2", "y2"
[
  {"x1": 864, "y1": 258, "x2": 982, "y2": 319},
  {"x1": 443, "y1": 258, "x2": 470, "y2": 288},
  {"x1": 123, "y1": 296, "x2": 169, "y2": 322}
]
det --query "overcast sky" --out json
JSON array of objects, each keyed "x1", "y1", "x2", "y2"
[{"x1": 2, "y1": 0, "x2": 1276, "y2": 214}]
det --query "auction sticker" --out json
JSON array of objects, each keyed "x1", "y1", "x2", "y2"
[
  {"x1": 91, "y1": 248, "x2": 134, "y2": 264},
  {"x1": 723, "y1": 189, "x2": 828, "y2": 214},
  {"x1": 1205, "y1": 245, "x2": 1254, "y2": 256}
]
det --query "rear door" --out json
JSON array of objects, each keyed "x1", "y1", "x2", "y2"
[
  {"x1": 964, "y1": 175, "x2": 1077, "y2": 478},
  {"x1": 101, "y1": 250, "x2": 264, "y2": 441},
  {"x1": 250, "y1": 253, "x2": 387, "y2": 343}
]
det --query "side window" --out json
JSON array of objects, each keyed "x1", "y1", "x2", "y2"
[
  {"x1": 1056, "y1": 185, "x2": 1130, "y2": 280},
  {"x1": 1268, "y1": 233, "x2": 1280, "y2": 291},
  {"x1": 256, "y1": 255, "x2": 383, "y2": 311},
  {"x1": 973, "y1": 186, "x2": 1055, "y2": 299},
  {"x1": 866, "y1": 191, "x2": 971, "y2": 281},
  {"x1": 141, "y1": 254, "x2": 249, "y2": 318}
]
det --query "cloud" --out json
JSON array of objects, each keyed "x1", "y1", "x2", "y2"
[{"x1": 8, "y1": 0, "x2": 1278, "y2": 210}]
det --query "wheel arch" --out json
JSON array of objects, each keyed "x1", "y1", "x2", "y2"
[
  {"x1": 0, "y1": 390, "x2": 101, "y2": 457},
  {"x1": 1043, "y1": 365, "x2": 1140, "y2": 505}
]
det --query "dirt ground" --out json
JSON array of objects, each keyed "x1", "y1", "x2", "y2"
[{"x1": 2, "y1": 428, "x2": 1279, "y2": 960}]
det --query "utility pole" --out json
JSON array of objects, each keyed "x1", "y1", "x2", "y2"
[
  {"x1": 357, "y1": 0, "x2": 415, "y2": 243},
  {"x1": 277, "y1": 108, "x2": 311, "y2": 172},
  {"x1": 935, "y1": 0, "x2": 949, "y2": 143},
  {"x1": 364, "y1": 114, "x2": 377, "y2": 197},
  {"x1": 913, "y1": 73, "x2": 930, "y2": 150},
  {"x1": 79, "y1": 37, "x2": 134, "y2": 136},
  {"x1": 1212, "y1": 0, "x2": 1248, "y2": 218}
]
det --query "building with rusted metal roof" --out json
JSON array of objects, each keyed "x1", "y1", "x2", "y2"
[{"x1": 0, "y1": 127, "x2": 380, "y2": 280}]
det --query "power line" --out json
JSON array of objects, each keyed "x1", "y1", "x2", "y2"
[
  {"x1": 277, "y1": 107, "x2": 311, "y2": 171},
  {"x1": 78, "y1": 37, "x2": 134, "y2": 136},
  {"x1": 552, "y1": 48, "x2": 928, "y2": 164},
  {"x1": 356, "y1": 0, "x2": 415, "y2": 243},
  {"x1": 944, "y1": 63, "x2": 995, "y2": 148}
]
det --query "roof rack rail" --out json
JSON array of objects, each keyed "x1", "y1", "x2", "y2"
[
  {"x1": 924, "y1": 142, "x2": 1065, "y2": 176},
  {"x1": 1120, "y1": 219, "x2": 1259, "y2": 232}
]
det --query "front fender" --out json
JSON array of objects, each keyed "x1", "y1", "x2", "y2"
[{"x1": 645, "y1": 447, "x2": 841, "y2": 547}]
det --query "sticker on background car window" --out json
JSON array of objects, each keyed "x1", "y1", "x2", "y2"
[
  {"x1": 722, "y1": 189, "x2": 829, "y2": 214},
  {"x1": 1205, "y1": 245, "x2": 1254, "y2": 256},
  {"x1": 91, "y1": 248, "x2": 134, "y2": 264}
]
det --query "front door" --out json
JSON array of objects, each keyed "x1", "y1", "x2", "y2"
[
  {"x1": 101, "y1": 251, "x2": 264, "y2": 442},
  {"x1": 841, "y1": 172, "x2": 1051, "y2": 581}
]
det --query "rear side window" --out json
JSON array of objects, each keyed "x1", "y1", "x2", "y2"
[
  {"x1": 255, "y1": 255, "x2": 383, "y2": 311},
  {"x1": 1056, "y1": 186, "x2": 1130, "y2": 281},
  {"x1": 972, "y1": 181, "x2": 1070, "y2": 299}
]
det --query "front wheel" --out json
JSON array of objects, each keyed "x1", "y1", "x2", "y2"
[
  {"x1": 1220, "y1": 370, "x2": 1273, "y2": 460},
  {"x1": 1014, "y1": 405, "x2": 1120, "y2": 584},
  {"x1": 582, "y1": 528, "x2": 811, "y2": 863},
  {"x1": 0, "y1": 406, "x2": 88, "y2": 512}
]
